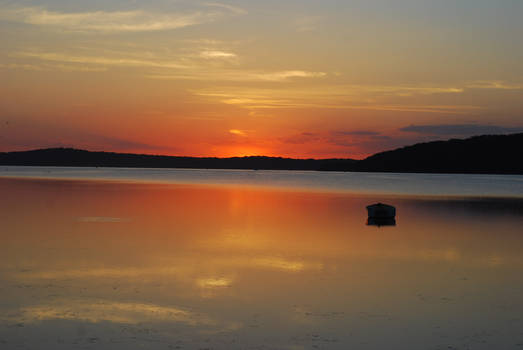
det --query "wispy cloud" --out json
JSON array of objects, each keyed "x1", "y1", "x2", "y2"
[
  {"x1": 333, "y1": 130, "x2": 381, "y2": 136},
  {"x1": 466, "y1": 81, "x2": 523, "y2": 90},
  {"x1": 0, "y1": 61, "x2": 108, "y2": 72},
  {"x1": 78, "y1": 217, "x2": 128, "y2": 223},
  {"x1": 147, "y1": 69, "x2": 327, "y2": 82},
  {"x1": 280, "y1": 132, "x2": 321, "y2": 145},
  {"x1": 351, "y1": 104, "x2": 481, "y2": 114},
  {"x1": 13, "y1": 49, "x2": 326, "y2": 82},
  {"x1": 364, "y1": 86, "x2": 464, "y2": 96},
  {"x1": 15, "y1": 51, "x2": 191, "y2": 69},
  {"x1": 281, "y1": 130, "x2": 389, "y2": 146},
  {"x1": 400, "y1": 123, "x2": 523, "y2": 136},
  {"x1": 293, "y1": 15, "x2": 323, "y2": 32},
  {"x1": 193, "y1": 81, "x2": 523, "y2": 106},
  {"x1": 0, "y1": 4, "x2": 244, "y2": 33},
  {"x1": 193, "y1": 86, "x2": 481, "y2": 114},
  {"x1": 229, "y1": 129, "x2": 247, "y2": 136},
  {"x1": 0, "y1": 63, "x2": 45, "y2": 71},
  {"x1": 204, "y1": 2, "x2": 248, "y2": 15},
  {"x1": 46, "y1": 63, "x2": 108, "y2": 72},
  {"x1": 200, "y1": 50, "x2": 238, "y2": 59},
  {"x1": 251, "y1": 70, "x2": 326, "y2": 82},
  {"x1": 197, "y1": 277, "x2": 234, "y2": 288}
]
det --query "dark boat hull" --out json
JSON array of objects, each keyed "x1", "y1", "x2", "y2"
[
  {"x1": 366, "y1": 203, "x2": 396, "y2": 218},
  {"x1": 367, "y1": 217, "x2": 396, "y2": 227}
]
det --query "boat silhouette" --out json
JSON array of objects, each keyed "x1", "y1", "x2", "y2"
[{"x1": 366, "y1": 203, "x2": 396, "y2": 227}]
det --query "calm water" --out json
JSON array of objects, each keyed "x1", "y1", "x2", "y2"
[
  {"x1": 1, "y1": 169, "x2": 523, "y2": 349},
  {"x1": 2, "y1": 166, "x2": 523, "y2": 197}
]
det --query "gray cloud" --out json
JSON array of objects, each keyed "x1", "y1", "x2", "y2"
[
  {"x1": 400, "y1": 124, "x2": 523, "y2": 136},
  {"x1": 331, "y1": 130, "x2": 381, "y2": 136},
  {"x1": 326, "y1": 130, "x2": 391, "y2": 149},
  {"x1": 280, "y1": 132, "x2": 321, "y2": 145}
]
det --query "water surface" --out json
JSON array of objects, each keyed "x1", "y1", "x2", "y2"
[
  {"x1": 1, "y1": 173, "x2": 522, "y2": 349},
  {"x1": 2, "y1": 166, "x2": 523, "y2": 197}
]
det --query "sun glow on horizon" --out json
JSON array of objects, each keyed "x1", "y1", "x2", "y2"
[{"x1": 217, "y1": 146, "x2": 269, "y2": 158}]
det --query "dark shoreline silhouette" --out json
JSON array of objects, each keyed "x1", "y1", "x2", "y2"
[{"x1": 1, "y1": 133, "x2": 522, "y2": 174}]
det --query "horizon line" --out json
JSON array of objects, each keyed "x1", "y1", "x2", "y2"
[{"x1": 2, "y1": 132, "x2": 522, "y2": 161}]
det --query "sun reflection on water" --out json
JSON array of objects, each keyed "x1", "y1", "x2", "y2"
[{"x1": 1, "y1": 178, "x2": 523, "y2": 349}]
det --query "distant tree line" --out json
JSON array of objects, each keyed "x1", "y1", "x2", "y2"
[{"x1": 1, "y1": 133, "x2": 522, "y2": 174}]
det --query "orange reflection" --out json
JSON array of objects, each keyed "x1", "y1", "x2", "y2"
[{"x1": 1, "y1": 178, "x2": 523, "y2": 348}]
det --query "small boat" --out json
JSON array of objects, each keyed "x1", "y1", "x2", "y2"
[
  {"x1": 367, "y1": 217, "x2": 396, "y2": 227},
  {"x1": 366, "y1": 203, "x2": 396, "y2": 227},
  {"x1": 366, "y1": 203, "x2": 396, "y2": 218}
]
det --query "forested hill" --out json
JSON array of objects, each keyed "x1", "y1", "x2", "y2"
[
  {"x1": 357, "y1": 133, "x2": 523, "y2": 174},
  {"x1": 0, "y1": 148, "x2": 357, "y2": 171}
]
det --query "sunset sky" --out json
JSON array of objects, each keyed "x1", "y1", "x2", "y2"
[{"x1": 1, "y1": 0, "x2": 522, "y2": 158}]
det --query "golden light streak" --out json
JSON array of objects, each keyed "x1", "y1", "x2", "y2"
[
  {"x1": 229, "y1": 129, "x2": 246, "y2": 136},
  {"x1": 6, "y1": 300, "x2": 210, "y2": 325}
]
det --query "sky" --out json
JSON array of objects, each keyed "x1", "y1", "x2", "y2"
[{"x1": 0, "y1": 0, "x2": 522, "y2": 159}]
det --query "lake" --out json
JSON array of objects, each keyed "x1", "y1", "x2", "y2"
[{"x1": 1, "y1": 168, "x2": 523, "y2": 349}]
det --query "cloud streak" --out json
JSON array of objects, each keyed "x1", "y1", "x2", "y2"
[
  {"x1": 200, "y1": 50, "x2": 238, "y2": 59},
  {"x1": 0, "y1": 4, "x2": 244, "y2": 33},
  {"x1": 16, "y1": 51, "x2": 191, "y2": 70},
  {"x1": 193, "y1": 81, "x2": 523, "y2": 110},
  {"x1": 14, "y1": 50, "x2": 325, "y2": 82},
  {"x1": 252, "y1": 70, "x2": 327, "y2": 81},
  {"x1": 400, "y1": 124, "x2": 523, "y2": 136},
  {"x1": 229, "y1": 129, "x2": 247, "y2": 136},
  {"x1": 148, "y1": 70, "x2": 327, "y2": 82},
  {"x1": 293, "y1": 15, "x2": 323, "y2": 32},
  {"x1": 466, "y1": 81, "x2": 523, "y2": 90},
  {"x1": 194, "y1": 87, "x2": 482, "y2": 114},
  {"x1": 204, "y1": 2, "x2": 248, "y2": 15},
  {"x1": 332, "y1": 130, "x2": 381, "y2": 136}
]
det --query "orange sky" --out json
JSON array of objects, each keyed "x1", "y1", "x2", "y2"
[{"x1": 1, "y1": 1, "x2": 522, "y2": 158}]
